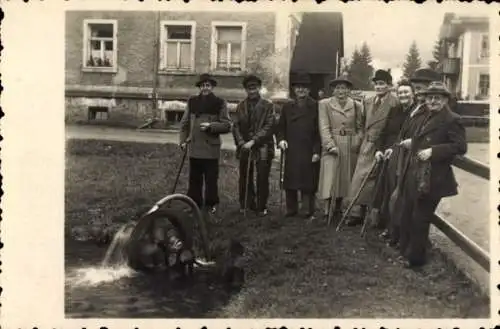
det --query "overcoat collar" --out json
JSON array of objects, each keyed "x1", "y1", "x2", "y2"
[
  {"x1": 289, "y1": 96, "x2": 315, "y2": 121},
  {"x1": 366, "y1": 93, "x2": 394, "y2": 130},
  {"x1": 326, "y1": 96, "x2": 355, "y2": 115},
  {"x1": 417, "y1": 106, "x2": 452, "y2": 138}
]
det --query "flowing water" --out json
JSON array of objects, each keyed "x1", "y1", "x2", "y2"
[{"x1": 65, "y1": 221, "x2": 231, "y2": 318}]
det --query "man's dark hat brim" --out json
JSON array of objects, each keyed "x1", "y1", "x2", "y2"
[
  {"x1": 329, "y1": 77, "x2": 354, "y2": 88},
  {"x1": 196, "y1": 74, "x2": 218, "y2": 87},
  {"x1": 410, "y1": 68, "x2": 441, "y2": 83},
  {"x1": 243, "y1": 75, "x2": 262, "y2": 88},
  {"x1": 291, "y1": 73, "x2": 312, "y2": 86},
  {"x1": 421, "y1": 82, "x2": 451, "y2": 97},
  {"x1": 372, "y1": 69, "x2": 393, "y2": 84}
]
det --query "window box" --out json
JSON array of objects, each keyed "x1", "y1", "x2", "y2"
[{"x1": 82, "y1": 19, "x2": 118, "y2": 73}]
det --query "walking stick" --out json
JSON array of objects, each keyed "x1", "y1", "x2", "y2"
[
  {"x1": 327, "y1": 149, "x2": 342, "y2": 226},
  {"x1": 336, "y1": 159, "x2": 380, "y2": 232},
  {"x1": 171, "y1": 147, "x2": 188, "y2": 194},
  {"x1": 360, "y1": 157, "x2": 388, "y2": 237},
  {"x1": 243, "y1": 149, "x2": 253, "y2": 218},
  {"x1": 279, "y1": 149, "x2": 285, "y2": 216}
]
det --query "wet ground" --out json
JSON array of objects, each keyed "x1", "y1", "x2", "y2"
[{"x1": 65, "y1": 239, "x2": 234, "y2": 318}]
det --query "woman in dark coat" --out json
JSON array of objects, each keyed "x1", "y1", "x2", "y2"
[
  {"x1": 276, "y1": 74, "x2": 321, "y2": 218},
  {"x1": 392, "y1": 82, "x2": 467, "y2": 268},
  {"x1": 369, "y1": 80, "x2": 417, "y2": 239}
]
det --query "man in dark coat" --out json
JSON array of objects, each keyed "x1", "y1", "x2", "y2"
[
  {"x1": 232, "y1": 74, "x2": 276, "y2": 217},
  {"x1": 375, "y1": 69, "x2": 442, "y2": 242},
  {"x1": 179, "y1": 73, "x2": 232, "y2": 215},
  {"x1": 392, "y1": 82, "x2": 467, "y2": 268},
  {"x1": 276, "y1": 73, "x2": 321, "y2": 219},
  {"x1": 368, "y1": 80, "x2": 417, "y2": 236}
]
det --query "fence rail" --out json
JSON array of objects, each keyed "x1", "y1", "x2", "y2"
[{"x1": 432, "y1": 155, "x2": 490, "y2": 272}]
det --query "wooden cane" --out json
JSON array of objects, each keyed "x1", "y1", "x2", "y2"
[
  {"x1": 327, "y1": 148, "x2": 341, "y2": 226},
  {"x1": 243, "y1": 149, "x2": 253, "y2": 218},
  {"x1": 279, "y1": 149, "x2": 285, "y2": 216},
  {"x1": 336, "y1": 159, "x2": 379, "y2": 232},
  {"x1": 360, "y1": 157, "x2": 388, "y2": 237},
  {"x1": 171, "y1": 147, "x2": 188, "y2": 195}
]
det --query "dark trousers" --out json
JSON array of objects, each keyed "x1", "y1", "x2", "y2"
[
  {"x1": 399, "y1": 196, "x2": 441, "y2": 266},
  {"x1": 187, "y1": 158, "x2": 219, "y2": 208},
  {"x1": 238, "y1": 153, "x2": 272, "y2": 212},
  {"x1": 285, "y1": 189, "x2": 316, "y2": 216}
]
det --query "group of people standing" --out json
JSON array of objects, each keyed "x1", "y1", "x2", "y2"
[{"x1": 179, "y1": 67, "x2": 467, "y2": 269}]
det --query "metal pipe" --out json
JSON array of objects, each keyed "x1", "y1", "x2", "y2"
[{"x1": 146, "y1": 193, "x2": 211, "y2": 260}]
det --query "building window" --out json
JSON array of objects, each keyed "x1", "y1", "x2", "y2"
[
  {"x1": 211, "y1": 22, "x2": 247, "y2": 72},
  {"x1": 479, "y1": 33, "x2": 489, "y2": 58},
  {"x1": 478, "y1": 74, "x2": 489, "y2": 98},
  {"x1": 160, "y1": 21, "x2": 196, "y2": 71},
  {"x1": 83, "y1": 19, "x2": 117, "y2": 71}
]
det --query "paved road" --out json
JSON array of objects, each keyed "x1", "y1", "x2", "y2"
[
  {"x1": 66, "y1": 124, "x2": 491, "y2": 293},
  {"x1": 66, "y1": 125, "x2": 238, "y2": 150}
]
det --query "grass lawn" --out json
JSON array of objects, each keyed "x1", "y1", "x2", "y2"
[{"x1": 65, "y1": 139, "x2": 489, "y2": 318}]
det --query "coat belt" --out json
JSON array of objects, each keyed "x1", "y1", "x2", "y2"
[{"x1": 331, "y1": 127, "x2": 355, "y2": 136}]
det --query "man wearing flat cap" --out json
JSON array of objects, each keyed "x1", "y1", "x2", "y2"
[
  {"x1": 232, "y1": 74, "x2": 276, "y2": 217},
  {"x1": 345, "y1": 69, "x2": 399, "y2": 226},
  {"x1": 179, "y1": 73, "x2": 232, "y2": 217},
  {"x1": 276, "y1": 73, "x2": 321, "y2": 219},
  {"x1": 392, "y1": 82, "x2": 466, "y2": 268}
]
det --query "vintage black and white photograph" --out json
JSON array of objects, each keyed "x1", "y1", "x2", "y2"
[
  {"x1": 62, "y1": 5, "x2": 494, "y2": 319},
  {"x1": 2, "y1": 1, "x2": 496, "y2": 325}
]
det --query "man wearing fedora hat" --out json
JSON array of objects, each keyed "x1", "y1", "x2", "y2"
[
  {"x1": 276, "y1": 73, "x2": 321, "y2": 219},
  {"x1": 232, "y1": 74, "x2": 276, "y2": 217},
  {"x1": 345, "y1": 69, "x2": 399, "y2": 226},
  {"x1": 392, "y1": 81, "x2": 467, "y2": 268},
  {"x1": 408, "y1": 68, "x2": 441, "y2": 115},
  {"x1": 179, "y1": 73, "x2": 232, "y2": 216}
]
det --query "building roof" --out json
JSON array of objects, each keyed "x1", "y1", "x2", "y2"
[
  {"x1": 290, "y1": 12, "x2": 344, "y2": 75},
  {"x1": 439, "y1": 13, "x2": 489, "y2": 40}
]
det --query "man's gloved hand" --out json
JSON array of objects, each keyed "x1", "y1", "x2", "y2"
[
  {"x1": 242, "y1": 140, "x2": 255, "y2": 150},
  {"x1": 417, "y1": 148, "x2": 432, "y2": 161},
  {"x1": 375, "y1": 150, "x2": 384, "y2": 162},
  {"x1": 200, "y1": 122, "x2": 211, "y2": 131},
  {"x1": 384, "y1": 148, "x2": 393, "y2": 159},
  {"x1": 399, "y1": 138, "x2": 412, "y2": 149},
  {"x1": 278, "y1": 140, "x2": 288, "y2": 150},
  {"x1": 327, "y1": 146, "x2": 339, "y2": 155}
]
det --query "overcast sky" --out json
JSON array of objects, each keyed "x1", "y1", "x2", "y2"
[{"x1": 336, "y1": 3, "x2": 490, "y2": 81}]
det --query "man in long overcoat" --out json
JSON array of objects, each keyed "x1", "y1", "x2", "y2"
[
  {"x1": 276, "y1": 73, "x2": 321, "y2": 219},
  {"x1": 345, "y1": 69, "x2": 399, "y2": 226},
  {"x1": 232, "y1": 74, "x2": 276, "y2": 217},
  {"x1": 179, "y1": 73, "x2": 232, "y2": 215},
  {"x1": 393, "y1": 82, "x2": 467, "y2": 268}
]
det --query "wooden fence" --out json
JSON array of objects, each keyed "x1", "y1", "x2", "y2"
[{"x1": 432, "y1": 155, "x2": 490, "y2": 272}]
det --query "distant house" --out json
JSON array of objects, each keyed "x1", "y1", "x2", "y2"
[
  {"x1": 438, "y1": 14, "x2": 489, "y2": 102},
  {"x1": 65, "y1": 11, "x2": 302, "y2": 127}
]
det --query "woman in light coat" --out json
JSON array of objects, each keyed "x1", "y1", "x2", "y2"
[{"x1": 317, "y1": 77, "x2": 364, "y2": 219}]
